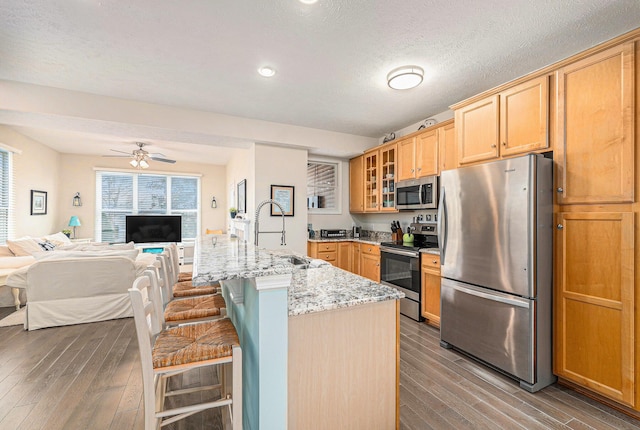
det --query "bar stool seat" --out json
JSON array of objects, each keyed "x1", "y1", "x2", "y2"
[
  {"x1": 152, "y1": 317, "x2": 239, "y2": 368},
  {"x1": 164, "y1": 294, "x2": 227, "y2": 323},
  {"x1": 177, "y1": 272, "x2": 193, "y2": 282},
  {"x1": 173, "y1": 280, "x2": 219, "y2": 297}
]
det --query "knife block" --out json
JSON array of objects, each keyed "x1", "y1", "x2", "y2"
[{"x1": 392, "y1": 227, "x2": 403, "y2": 242}]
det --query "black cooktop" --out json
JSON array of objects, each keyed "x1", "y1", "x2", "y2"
[{"x1": 380, "y1": 240, "x2": 438, "y2": 252}]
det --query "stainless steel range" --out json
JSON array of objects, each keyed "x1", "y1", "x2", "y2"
[{"x1": 380, "y1": 222, "x2": 438, "y2": 321}]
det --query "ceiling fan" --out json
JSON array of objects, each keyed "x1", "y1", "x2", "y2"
[{"x1": 104, "y1": 142, "x2": 176, "y2": 169}]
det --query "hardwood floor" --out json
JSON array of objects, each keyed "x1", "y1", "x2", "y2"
[{"x1": 0, "y1": 307, "x2": 639, "y2": 429}]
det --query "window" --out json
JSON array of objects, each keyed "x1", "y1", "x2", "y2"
[
  {"x1": 0, "y1": 150, "x2": 13, "y2": 244},
  {"x1": 96, "y1": 171, "x2": 200, "y2": 243},
  {"x1": 307, "y1": 160, "x2": 340, "y2": 213}
]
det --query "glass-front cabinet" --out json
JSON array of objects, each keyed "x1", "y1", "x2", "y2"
[{"x1": 364, "y1": 143, "x2": 397, "y2": 212}]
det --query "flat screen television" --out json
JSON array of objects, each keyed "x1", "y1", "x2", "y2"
[{"x1": 125, "y1": 215, "x2": 182, "y2": 243}]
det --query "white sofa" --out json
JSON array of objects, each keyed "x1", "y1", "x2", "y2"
[{"x1": 6, "y1": 248, "x2": 158, "y2": 330}]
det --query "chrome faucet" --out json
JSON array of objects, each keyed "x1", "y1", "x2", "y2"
[{"x1": 254, "y1": 199, "x2": 286, "y2": 246}]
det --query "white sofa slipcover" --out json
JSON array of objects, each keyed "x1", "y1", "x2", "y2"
[{"x1": 17, "y1": 256, "x2": 139, "y2": 330}]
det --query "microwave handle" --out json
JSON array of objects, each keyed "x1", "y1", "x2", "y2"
[{"x1": 418, "y1": 183, "x2": 424, "y2": 205}]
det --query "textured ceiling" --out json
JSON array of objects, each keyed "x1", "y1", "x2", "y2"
[{"x1": 1, "y1": 0, "x2": 639, "y2": 163}]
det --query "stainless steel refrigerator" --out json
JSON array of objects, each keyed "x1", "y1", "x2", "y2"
[{"x1": 438, "y1": 153, "x2": 556, "y2": 392}]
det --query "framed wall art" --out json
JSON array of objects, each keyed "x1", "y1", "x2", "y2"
[
  {"x1": 30, "y1": 190, "x2": 47, "y2": 215},
  {"x1": 270, "y1": 185, "x2": 294, "y2": 216},
  {"x1": 237, "y1": 179, "x2": 246, "y2": 214}
]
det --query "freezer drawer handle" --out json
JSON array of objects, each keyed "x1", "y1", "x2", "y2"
[{"x1": 449, "y1": 283, "x2": 531, "y2": 309}]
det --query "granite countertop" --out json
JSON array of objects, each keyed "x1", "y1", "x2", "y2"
[
  {"x1": 192, "y1": 235, "x2": 404, "y2": 316},
  {"x1": 420, "y1": 248, "x2": 441, "y2": 256},
  {"x1": 288, "y1": 265, "x2": 403, "y2": 316},
  {"x1": 307, "y1": 237, "x2": 382, "y2": 245}
]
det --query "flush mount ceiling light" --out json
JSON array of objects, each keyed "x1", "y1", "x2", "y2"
[
  {"x1": 258, "y1": 66, "x2": 276, "y2": 77},
  {"x1": 299, "y1": 0, "x2": 318, "y2": 4},
  {"x1": 387, "y1": 65, "x2": 424, "y2": 90}
]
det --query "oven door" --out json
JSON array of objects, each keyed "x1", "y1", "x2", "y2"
[{"x1": 380, "y1": 247, "x2": 420, "y2": 300}]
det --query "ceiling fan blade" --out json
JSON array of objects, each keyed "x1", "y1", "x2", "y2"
[
  {"x1": 102, "y1": 154, "x2": 132, "y2": 158},
  {"x1": 149, "y1": 156, "x2": 176, "y2": 164},
  {"x1": 110, "y1": 149, "x2": 133, "y2": 155}
]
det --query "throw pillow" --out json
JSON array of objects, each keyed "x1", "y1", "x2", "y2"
[
  {"x1": 38, "y1": 240, "x2": 56, "y2": 251},
  {"x1": 43, "y1": 232, "x2": 73, "y2": 246},
  {"x1": 7, "y1": 237, "x2": 43, "y2": 256}
]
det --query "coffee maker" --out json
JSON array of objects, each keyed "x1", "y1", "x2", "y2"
[{"x1": 352, "y1": 226, "x2": 361, "y2": 238}]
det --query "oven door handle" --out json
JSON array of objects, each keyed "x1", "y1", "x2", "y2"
[{"x1": 381, "y1": 247, "x2": 420, "y2": 258}]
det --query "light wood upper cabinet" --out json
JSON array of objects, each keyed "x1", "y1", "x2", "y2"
[
  {"x1": 455, "y1": 95, "x2": 500, "y2": 164},
  {"x1": 439, "y1": 121, "x2": 457, "y2": 172},
  {"x1": 456, "y1": 75, "x2": 549, "y2": 165},
  {"x1": 396, "y1": 137, "x2": 416, "y2": 181},
  {"x1": 349, "y1": 156, "x2": 364, "y2": 213},
  {"x1": 499, "y1": 75, "x2": 549, "y2": 156},
  {"x1": 554, "y1": 211, "x2": 635, "y2": 406},
  {"x1": 555, "y1": 43, "x2": 634, "y2": 205},
  {"x1": 416, "y1": 129, "x2": 439, "y2": 177},
  {"x1": 363, "y1": 144, "x2": 397, "y2": 212}
]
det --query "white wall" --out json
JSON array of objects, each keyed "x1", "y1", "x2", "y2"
[
  {"x1": 57, "y1": 153, "x2": 227, "y2": 240},
  {"x1": 0, "y1": 126, "x2": 61, "y2": 238},
  {"x1": 254, "y1": 144, "x2": 307, "y2": 254}
]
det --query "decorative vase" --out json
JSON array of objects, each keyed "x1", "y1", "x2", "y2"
[{"x1": 230, "y1": 211, "x2": 237, "y2": 219}]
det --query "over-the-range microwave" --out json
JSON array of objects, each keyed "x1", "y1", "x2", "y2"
[{"x1": 395, "y1": 175, "x2": 438, "y2": 210}]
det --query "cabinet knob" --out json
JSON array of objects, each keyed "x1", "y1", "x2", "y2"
[
  {"x1": 418, "y1": 168, "x2": 422, "y2": 172},
  {"x1": 491, "y1": 144, "x2": 497, "y2": 148},
  {"x1": 411, "y1": 169, "x2": 415, "y2": 173},
  {"x1": 557, "y1": 224, "x2": 564, "y2": 230},
  {"x1": 502, "y1": 142, "x2": 506, "y2": 146},
  {"x1": 433, "y1": 260, "x2": 437, "y2": 264},
  {"x1": 557, "y1": 187, "x2": 563, "y2": 193}
]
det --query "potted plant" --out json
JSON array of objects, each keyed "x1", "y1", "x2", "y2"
[
  {"x1": 229, "y1": 207, "x2": 238, "y2": 219},
  {"x1": 62, "y1": 229, "x2": 72, "y2": 238}
]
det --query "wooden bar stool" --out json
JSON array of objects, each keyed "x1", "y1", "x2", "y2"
[
  {"x1": 129, "y1": 273, "x2": 242, "y2": 429},
  {"x1": 167, "y1": 244, "x2": 220, "y2": 296}
]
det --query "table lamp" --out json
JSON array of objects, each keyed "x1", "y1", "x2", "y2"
[{"x1": 68, "y1": 216, "x2": 81, "y2": 239}]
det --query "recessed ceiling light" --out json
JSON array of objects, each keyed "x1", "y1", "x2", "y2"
[
  {"x1": 258, "y1": 66, "x2": 276, "y2": 77},
  {"x1": 387, "y1": 65, "x2": 424, "y2": 90},
  {"x1": 299, "y1": 0, "x2": 318, "y2": 4}
]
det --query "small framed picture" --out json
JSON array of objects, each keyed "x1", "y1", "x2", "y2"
[
  {"x1": 30, "y1": 190, "x2": 47, "y2": 215},
  {"x1": 237, "y1": 179, "x2": 246, "y2": 214},
  {"x1": 270, "y1": 185, "x2": 294, "y2": 216}
]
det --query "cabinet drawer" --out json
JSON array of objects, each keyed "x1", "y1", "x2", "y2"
[
  {"x1": 318, "y1": 251, "x2": 337, "y2": 262},
  {"x1": 361, "y1": 244, "x2": 380, "y2": 256},
  {"x1": 318, "y1": 242, "x2": 337, "y2": 252},
  {"x1": 422, "y1": 254, "x2": 441, "y2": 270}
]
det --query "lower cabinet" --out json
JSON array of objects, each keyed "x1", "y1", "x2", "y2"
[
  {"x1": 421, "y1": 254, "x2": 441, "y2": 327},
  {"x1": 308, "y1": 241, "x2": 379, "y2": 282},
  {"x1": 351, "y1": 243, "x2": 361, "y2": 275},
  {"x1": 554, "y1": 211, "x2": 635, "y2": 407},
  {"x1": 360, "y1": 244, "x2": 380, "y2": 283},
  {"x1": 337, "y1": 242, "x2": 351, "y2": 271}
]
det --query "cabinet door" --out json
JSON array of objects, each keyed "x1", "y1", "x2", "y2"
[
  {"x1": 396, "y1": 137, "x2": 416, "y2": 181},
  {"x1": 349, "y1": 156, "x2": 364, "y2": 213},
  {"x1": 500, "y1": 75, "x2": 549, "y2": 156},
  {"x1": 360, "y1": 253, "x2": 380, "y2": 282},
  {"x1": 438, "y1": 122, "x2": 457, "y2": 172},
  {"x1": 555, "y1": 211, "x2": 634, "y2": 406},
  {"x1": 364, "y1": 151, "x2": 379, "y2": 211},
  {"x1": 555, "y1": 43, "x2": 634, "y2": 204},
  {"x1": 416, "y1": 129, "x2": 439, "y2": 177},
  {"x1": 421, "y1": 255, "x2": 441, "y2": 327},
  {"x1": 337, "y1": 242, "x2": 351, "y2": 271},
  {"x1": 456, "y1": 95, "x2": 499, "y2": 164},
  {"x1": 351, "y1": 243, "x2": 361, "y2": 275},
  {"x1": 380, "y1": 144, "x2": 398, "y2": 212}
]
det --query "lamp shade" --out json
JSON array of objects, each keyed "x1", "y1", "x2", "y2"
[{"x1": 68, "y1": 216, "x2": 81, "y2": 227}]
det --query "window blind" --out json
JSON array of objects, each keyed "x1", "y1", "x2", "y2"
[
  {"x1": 96, "y1": 172, "x2": 200, "y2": 242},
  {"x1": 307, "y1": 161, "x2": 337, "y2": 209},
  {"x1": 0, "y1": 150, "x2": 12, "y2": 244}
]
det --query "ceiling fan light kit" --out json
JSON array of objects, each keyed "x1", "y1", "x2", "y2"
[
  {"x1": 105, "y1": 142, "x2": 176, "y2": 169},
  {"x1": 387, "y1": 65, "x2": 424, "y2": 90}
]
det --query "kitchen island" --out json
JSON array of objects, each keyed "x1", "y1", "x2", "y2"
[{"x1": 192, "y1": 235, "x2": 404, "y2": 429}]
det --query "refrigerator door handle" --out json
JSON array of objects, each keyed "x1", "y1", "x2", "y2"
[
  {"x1": 437, "y1": 187, "x2": 447, "y2": 261},
  {"x1": 448, "y1": 282, "x2": 531, "y2": 309}
]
